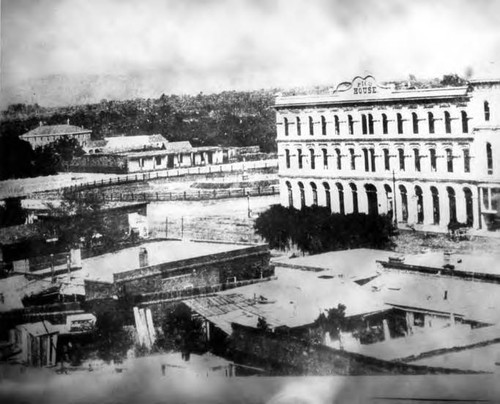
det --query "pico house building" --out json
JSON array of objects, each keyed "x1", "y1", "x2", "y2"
[{"x1": 275, "y1": 75, "x2": 500, "y2": 232}]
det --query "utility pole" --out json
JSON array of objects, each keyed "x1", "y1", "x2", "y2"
[
  {"x1": 247, "y1": 193, "x2": 251, "y2": 218},
  {"x1": 392, "y1": 170, "x2": 398, "y2": 228}
]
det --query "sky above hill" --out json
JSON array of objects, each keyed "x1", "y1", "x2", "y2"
[{"x1": 1, "y1": 0, "x2": 500, "y2": 107}]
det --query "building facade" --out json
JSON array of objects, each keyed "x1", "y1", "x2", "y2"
[
  {"x1": 275, "y1": 75, "x2": 500, "y2": 232},
  {"x1": 20, "y1": 122, "x2": 91, "y2": 149}
]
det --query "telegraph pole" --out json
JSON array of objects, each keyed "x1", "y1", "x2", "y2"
[{"x1": 392, "y1": 170, "x2": 398, "y2": 228}]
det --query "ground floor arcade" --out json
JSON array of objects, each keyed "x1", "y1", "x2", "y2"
[{"x1": 280, "y1": 177, "x2": 500, "y2": 232}]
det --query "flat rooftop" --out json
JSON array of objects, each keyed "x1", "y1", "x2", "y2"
[
  {"x1": 185, "y1": 266, "x2": 389, "y2": 333},
  {"x1": 80, "y1": 239, "x2": 261, "y2": 283},
  {"x1": 380, "y1": 251, "x2": 500, "y2": 277},
  {"x1": 273, "y1": 248, "x2": 394, "y2": 282},
  {"x1": 364, "y1": 271, "x2": 500, "y2": 324}
]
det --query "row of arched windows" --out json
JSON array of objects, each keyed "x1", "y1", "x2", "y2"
[
  {"x1": 283, "y1": 144, "x2": 491, "y2": 174},
  {"x1": 282, "y1": 102, "x2": 493, "y2": 137},
  {"x1": 285, "y1": 181, "x2": 475, "y2": 226}
]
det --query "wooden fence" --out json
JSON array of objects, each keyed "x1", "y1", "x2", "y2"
[{"x1": 62, "y1": 159, "x2": 278, "y2": 194}]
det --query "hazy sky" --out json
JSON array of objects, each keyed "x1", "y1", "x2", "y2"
[{"x1": 1, "y1": 0, "x2": 500, "y2": 105}]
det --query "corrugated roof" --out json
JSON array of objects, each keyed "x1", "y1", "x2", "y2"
[{"x1": 21, "y1": 124, "x2": 91, "y2": 138}]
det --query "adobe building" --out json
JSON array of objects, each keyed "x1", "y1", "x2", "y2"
[
  {"x1": 275, "y1": 75, "x2": 500, "y2": 232},
  {"x1": 82, "y1": 239, "x2": 273, "y2": 302}
]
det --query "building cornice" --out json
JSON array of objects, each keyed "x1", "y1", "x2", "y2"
[
  {"x1": 278, "y1": 173, "x2": 500, "y2": 186},
  {"x1": 277, "y1": 136, "x2": 475, "y2": 143}
]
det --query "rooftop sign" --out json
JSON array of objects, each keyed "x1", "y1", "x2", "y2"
[{"x1": 332, "y1": 75, "x2": 391, "y2": 97}]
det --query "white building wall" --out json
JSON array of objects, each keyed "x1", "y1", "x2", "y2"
[{"x1": 276, "y1": 77, "x2": 500, "y2": 232}]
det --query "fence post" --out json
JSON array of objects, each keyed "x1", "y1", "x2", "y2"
[
  {"x1": 156, "y1": 192, "x2": 158, "y2": 201},
  {"x1": 165, "y1": 217, "x2": 168, "y2": 238},
  {"x1": 258, "y1": 186, "x2": 261, "y2": 195},
  {"x1": 183, "y1": 191, "x2": 186, "y2": 200}
]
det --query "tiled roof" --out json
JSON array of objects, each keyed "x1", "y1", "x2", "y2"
[
  {"x1": 164, "y1": 141, "x2": 192, "y2": 153},
  {"x1": 21, "y1": 124, "x2": 91, "y2": 138}
]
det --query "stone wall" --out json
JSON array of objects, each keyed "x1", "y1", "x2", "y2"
[
  {"x1": 114, "y1": 244, "x2": 272, "y2": 296},
  {"x1": 229, "y1": 324, "x2": 478, "y2": 376},
  {"x1": 69, "y1": 154, "x2": 129, "y2": 174}
]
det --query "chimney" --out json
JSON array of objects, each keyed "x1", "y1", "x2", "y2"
[{"x1": 139, "y1": 247, "x2": 149, "y2": 267}]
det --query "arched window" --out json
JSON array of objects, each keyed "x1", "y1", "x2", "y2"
[
  {"x1": 361, "y1": 114, "x2": 368, "y2": 134},
  {"x1": 444, "y1": 111, "x2": 451, "y2": 134},
  {"x1": 429, "y1": 148, "x2": 437, "y2": 171},
  {"x1": 384, "y1": 184, "x2": 393, "y2": 217},
  {"x1": 322, "y1": 148, "x2": 328, "y2": 169},
  {"x1": 446, "y1": 148, "x2": 453, "y2": 172},
  {"x1": 447, "y1": 187, "x2": 457, "y2": 223},
  {"x1": 321, "y1": 115, "x2": 327, "y2": 136},
  {"x1": 368, "y1": 114, "x2": 374, "y2": 134},
  {"x1": 309, "y1": 116, "x2": 314, "y2": 136},
  {"x1": 369, "y1": 149, "x2": 376, "y2": 172},
  {"x1": 298, "y1": 182, "x2": 305, "y2": 209},
  {"x1": 397, "y1": 113, "x2": 404, "y2": 134},
  {"x1": 383, "y1": 148, "x2": 390, "y2": 171},
  {"x1": 431, "y1": 186, "x2": 440, "y2": 225},
  {"x1": 285, "y1": 149, "x2": 290, "y2": 169},
  {"x1": 296, "y1": 117, "x2": 301, "y2": 136},
  {"x1": 349, "y1": 148, "x2": 356, "y2": 170},
  {"x1": 463, "y1": 148, "x2": 470, "y2": 173},
  {"x1": 365, "y1": 184, "x2": 378, "y2": 215},
  {"x1": 362, "y1": 148, "x2": 369, "y2": 172},
  {"x1": 415, "y1": 186, "x2": 424, "y2": 224},
  {"x1": 311, "y1": 182, "x2": 318, "y2": 205},
  {"x1": 350, "y1": 183, "x2": 359, "y2": 213},
  {"x1": 463, "y1": 187, "x2": 473, "y2": 226},
  {"x1": 399, "y1": 185, "x2": 408, "y2": 223},
  {"x1": 297, "y1": 149, "x2": 303, "y2": 169},
  {"x1": 284, "y1": 117, "x2": 289, "y2": 136},
  {"x1": 336, "y1": 183, "x2": 345, "y2": 215},
  {"x1": 286, "y1": 181, "x2": 293, "y2": 207},
  {"x1": 323, "y1": 182, "x2": 331, "y2": 211},
  {"x1": 348, "y1": 115, "x2": 354, "y2": 135},
  {"x1": 487, "y1": 142, "x2": 493, "y2": 174},
  {"x1": 461, "y1": 111, "x2": 469, "y2": 133},
  {"x1": 309, "y1": 149, "x2": 315, "y2": 170},
  {"x1": 398, "y1": 148, "x2": 405, "y2": 171},
  {"x1": 334, "y1": 115, "x2": 340, "y2": 135},
  {"x1": 335, "y1": 148, "x2": 342, "y2": 170},
  {"x1": 413, "y1": 148, "x2": 421, "y2": 172},
  {"x1": 484, "y1": 101, "x2": 490, "y2": 121},
  {"x1": 428, "y1": 112, "x2": 435, "y2": 134},
  {"x1": 382, "y1": 113, "x2": 388, "y2": 134},
  {"x1": 412, "y1": 112, "x2": 419, "y2": 134}
]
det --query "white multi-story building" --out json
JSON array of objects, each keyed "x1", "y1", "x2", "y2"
[{"x1": 275, "y1": 75, "x2": 500, "y2": 232}]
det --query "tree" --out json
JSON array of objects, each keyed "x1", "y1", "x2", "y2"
[
  {"x1": 254, "y1": 205, "x2": 396, "y2": 254},
  {"x1": 160, "y1": 304, "x2": 205, "y2": 354},
  {"x1": 314, "y1": 304, "x2": 346, "y2": 341},
  {"x1": 44, "y1": 192, "x2": 124, "y2": 249},
  {"x1": 93, "y1": 311, "x2": 133, "y2": 363},
  {"x1": 0, "y1": 135, "x2": 35, "y2": 180},
  {"x1": 0, "y1": 198, "x2": 27, "y2": 227},
  {"x1": 440, "y1": 74, "x2": 467, "y2": 87}
]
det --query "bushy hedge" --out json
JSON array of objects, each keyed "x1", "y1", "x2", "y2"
[{"x1": 254, "y1": 205, "x2": 395, "y2": 254}]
